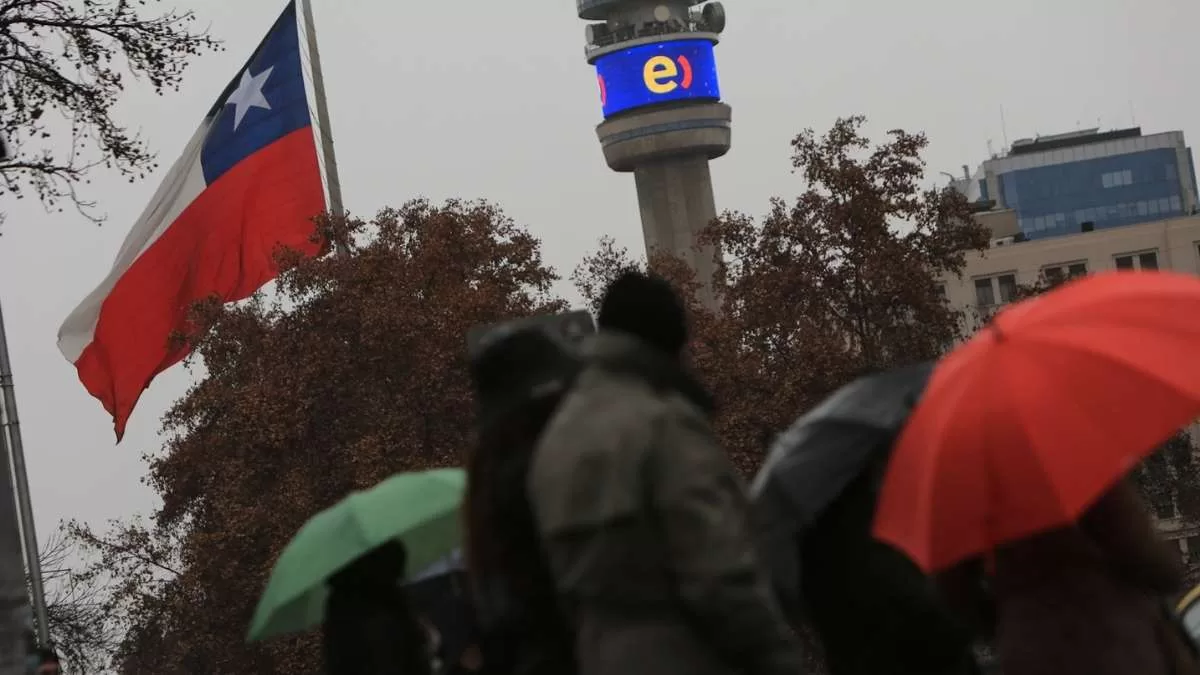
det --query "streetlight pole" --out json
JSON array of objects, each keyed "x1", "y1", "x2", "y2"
[{"x1": 0, "y1": 300, "x2": 48, "y2": 645}]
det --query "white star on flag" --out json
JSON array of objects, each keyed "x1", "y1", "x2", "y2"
[{"x1": 225, "y1": 66, "x2": 274, "y2": 130}]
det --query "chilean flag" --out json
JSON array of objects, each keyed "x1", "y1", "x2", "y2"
[{"x1": 57, "y1": 2, "x2": 327, "y2": 440}]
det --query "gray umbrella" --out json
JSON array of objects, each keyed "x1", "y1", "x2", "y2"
[{"x1": 749, "y1": 360, "x2": 934, "y2": 609}]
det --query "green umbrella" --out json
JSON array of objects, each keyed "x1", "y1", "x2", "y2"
[{"x1": 247, "y1": 467, "x2": 466, "y2": 642}]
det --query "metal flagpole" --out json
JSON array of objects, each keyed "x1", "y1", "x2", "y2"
[
  {"x1": 0, "y1": 300, "x2": 47, "y2": 646},
  {"x1": 0, "y1": 378, "x2": 28, "y2": 675},
  {"x1": 298, "y1": 0, "x2": 345, "y2": 220}
]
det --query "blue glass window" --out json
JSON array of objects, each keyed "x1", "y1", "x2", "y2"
[{"x1": 999, "y1": 148, "x2": 1183, "y2": 240}]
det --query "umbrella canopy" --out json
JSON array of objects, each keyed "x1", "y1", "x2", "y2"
[
  {"x1": 247, "y1": 468, "x2": 465, "y2": 642},
  {"x1": 874, "y1": 270, "x2": 1200, "y2": 572},
  {"x1": 750, "y1": 361, "x2": 933, "y2": 605}
]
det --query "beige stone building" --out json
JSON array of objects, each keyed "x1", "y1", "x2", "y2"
[
  {"x1": 945, "y1": 210, "x2": 1200, "y2": 317},
  {"x1": 943, "y1": 210, "x2": 1200, "y2": 558}
]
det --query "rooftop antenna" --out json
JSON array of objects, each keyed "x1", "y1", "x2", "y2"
[
  {"x1": 986, "y1": 139, "x2": 995, "y2": 158},
  {"x1": 1000, "y1": 106, "x2": 1010, "y2": 148}
]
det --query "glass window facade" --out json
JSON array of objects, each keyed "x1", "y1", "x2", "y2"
[{"x1": 1000, "y1": 148, "x2": 1185, "y2": 240}]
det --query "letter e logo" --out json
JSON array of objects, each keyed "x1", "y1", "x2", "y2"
[{"x1": 643, "y1": 55, "x2": 679, "y2": 94}]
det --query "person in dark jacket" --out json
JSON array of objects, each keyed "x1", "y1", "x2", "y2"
[
  {"x1": 800, "y1": 447, "x2": 983, "y2": 675},
  {"x1": 528, "y1": 272, "x2": 805, "y2": 675},
  {"x1": 939, "y1": 477, "x2": 1196, "y2": 675},
  {"x1": 323, "y1": 541, "x2": 433, "y2": 675},
  {"x1": 464, "y1": 326, "x2": 581, "y2": 675}
]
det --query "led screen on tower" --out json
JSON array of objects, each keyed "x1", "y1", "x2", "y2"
[{"x1": 593, "y1": 39, "x2": 721, "y2": 118}]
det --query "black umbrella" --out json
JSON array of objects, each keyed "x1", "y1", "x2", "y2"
[{"x1": 749, "y1": 360, "x2": 934, "y2": 608}]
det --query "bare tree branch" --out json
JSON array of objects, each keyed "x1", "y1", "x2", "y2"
[{"x1": 0, "y1": 0, "x2": 221, "y2": 224}]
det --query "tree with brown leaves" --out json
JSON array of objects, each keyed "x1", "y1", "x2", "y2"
[
  {"x1": 0, "y1": 0, "x2": 220, "y2": 221},
  {"x1": 706, "y1": 116, "x2": 988, "y2": 452},
  {"x1": 71, "y1": 199, "x2": 564, "y2": 673}
]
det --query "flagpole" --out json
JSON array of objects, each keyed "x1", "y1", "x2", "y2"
[
  {"x1": 298, "y1": 0, "x2": 345, "y2": 221},
  {"x1": 0, "y1": 300, "x2": 48, "y2": 645}
]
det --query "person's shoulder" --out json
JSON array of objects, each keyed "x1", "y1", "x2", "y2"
[
  {"x1": 528, "y1": 366, "x2": 669, "y2": 485},
  {"x1": 542, "y1": 365, "x2": 673, "y2": 439}
]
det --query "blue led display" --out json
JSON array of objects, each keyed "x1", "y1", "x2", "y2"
[{"x1": 593, "y1": 39, "x2": 720, "y2": 118}]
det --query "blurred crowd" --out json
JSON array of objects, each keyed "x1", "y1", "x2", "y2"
[
  {"x1": 307, "y1": 269, "x2": 1200, "y2": 675},
  {"x1": 28, "y1": 268, "x2": 1190, "y2": 674}
]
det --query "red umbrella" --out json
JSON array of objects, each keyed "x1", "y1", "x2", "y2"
[{"x1": 873, "y1": 270, "x2": 1200, "y2": 572}]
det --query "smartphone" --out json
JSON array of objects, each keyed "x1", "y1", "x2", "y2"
[{"x1": 466, "y1": 310, "x2": 595, "y2": 360}]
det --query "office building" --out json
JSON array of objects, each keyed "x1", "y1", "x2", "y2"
[
  {"x1": 945, "y1": 210, "x2": 1200, "y2": 318},
  {"x1": 945, "y1": 126, "x2": 1200, "y2": 317},
  {"x1": 950, "y1": 127, "x2": 1199, "y2": 242}
]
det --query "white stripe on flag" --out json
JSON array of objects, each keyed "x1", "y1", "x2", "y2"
[{"x1": 57, "y1": 122, "x2": 211, "y2": 363}]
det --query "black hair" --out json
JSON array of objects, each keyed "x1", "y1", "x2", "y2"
[
  {"x1": 328, "y1": 540, "x2": 407, "y2": 591},
  {"x1": 464, "y1": 393, "x2": 561, "y2": 588},
  {"x1": 463, "y1": 390, "x2": 577, "y2": 674},
  {"x1": 597, "y1": 271, "x2": 688, "y2": 356}
]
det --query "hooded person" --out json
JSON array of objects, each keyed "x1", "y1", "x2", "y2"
[
  {"x1": 526, "y1": 271, "x2": 805, "y2": 675},
  {"x1": 464, "y1": 325, "x2": 582, "y2": 675}
]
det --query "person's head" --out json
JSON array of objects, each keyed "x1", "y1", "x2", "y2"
[
  {"x1": 329, "y1": 540, "x2": 407, "y2": 593},
  {"x1": 468, "y1": 326, "x2": 579, "y2": 436},
  {"x1": 597, "y1": 271, "x2": 688, "y2": 358}
]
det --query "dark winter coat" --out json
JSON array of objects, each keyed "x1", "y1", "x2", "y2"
[
  {"x1": 474, "y1": 577, "x2": 576, "y2": 675},
  {"x1": 945, "y1": 480, "x2": 1195, "y2": 675},
  {"x1": 323, "y1": 585, "x2": 433, "y2": 675},
  {"x1": 528, "y1": 332, "x2": 805, "y2": 675}
]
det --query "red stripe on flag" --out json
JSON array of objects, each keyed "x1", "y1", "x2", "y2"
[{"x1": 74, "y1": 128, "x2": 326, "y2": 440}]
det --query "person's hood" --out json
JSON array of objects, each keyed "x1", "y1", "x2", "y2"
[{"x1": 471, "y1": 328, "x2": 582, "y2": 430}]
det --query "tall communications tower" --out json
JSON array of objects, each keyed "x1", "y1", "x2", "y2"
[{"x1": 579, "y1": 0, "x2": 730, "y2": 308}]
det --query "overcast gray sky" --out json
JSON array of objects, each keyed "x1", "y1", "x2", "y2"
[{"x1": 1, "y1": 0, "x2": 1197, "y2": 538}]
